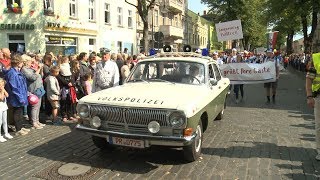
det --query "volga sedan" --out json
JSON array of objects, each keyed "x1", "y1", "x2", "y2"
[{"x1": 76, "y1": 53, "x2": 230, "y2": 162}]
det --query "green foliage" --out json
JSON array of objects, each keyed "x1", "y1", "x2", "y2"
[{"x1": 201, "y1": 0, "x2": 268, "y2": 50}]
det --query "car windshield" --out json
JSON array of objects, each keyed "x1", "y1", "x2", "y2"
[{"x1": 127, "y1": 60, "x2": 205, "y2": 85}]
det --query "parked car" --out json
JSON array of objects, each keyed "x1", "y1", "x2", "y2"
[{"x1": 76, "y1": 52, "x2": 230, "y2": 162}]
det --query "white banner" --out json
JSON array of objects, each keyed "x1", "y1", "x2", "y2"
[
  {"x1": 220, "y1": 61, "x2": 276, "y2": 84},
  {"x1": 215, "y1": 20, "x2": 243, "y2": 42}
]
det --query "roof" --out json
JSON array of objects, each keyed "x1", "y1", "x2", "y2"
[{"x1": 140, "y1": 53, "x2": 215, "y2": 64}]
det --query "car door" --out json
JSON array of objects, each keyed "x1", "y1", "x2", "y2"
[
  {"x1": 212, "y1": 63, "x2": 227, "y2": 112},
  {"x1": 207, "y1": 63, "x2": 220, "y2": 118}
]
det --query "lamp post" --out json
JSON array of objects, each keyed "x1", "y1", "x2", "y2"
[{"x1": 150, "y1": 4, "x2": 155, "y2": 49}]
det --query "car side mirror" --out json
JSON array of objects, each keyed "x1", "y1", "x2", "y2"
[{"x1": 210, "y1": 78, "x2": 218, "y2": 86}]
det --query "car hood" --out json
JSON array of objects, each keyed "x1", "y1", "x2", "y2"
[{"x1": 79, "y1": 82, "x2": 209, "y2": 114}]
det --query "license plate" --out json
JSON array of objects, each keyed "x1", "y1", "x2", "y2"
[{"x1": 108, "y1": 136, "x2": 144, "y2": 148}]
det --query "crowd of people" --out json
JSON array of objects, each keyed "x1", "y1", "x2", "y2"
[
  {"x1": 0, "y1": 47, "x2": 143, "y2": 142},
  {"x1": 213, "y1": 48, "x2": 282, "y2": 104}
]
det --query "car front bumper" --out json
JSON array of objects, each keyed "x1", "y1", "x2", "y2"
[{"x1": 75, "y1": 124, "x2": 197, "y2": 147}]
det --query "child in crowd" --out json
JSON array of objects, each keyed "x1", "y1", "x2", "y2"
[
  {"x1": 45, "y1": 66, "x2": 61, "y2": 125},
  {"x1": 83, "y1": 73, "x2": 92, "y2": 95},
  {"x1": 0, "y1": 78, "x2": 13, "y2": 142}
]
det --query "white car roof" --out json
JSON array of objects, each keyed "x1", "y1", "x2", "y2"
[{"x1": 139, "y1": 56, "x2": 217, "y2": 65}]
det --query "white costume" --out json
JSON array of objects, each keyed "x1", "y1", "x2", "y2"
[{"x1": 92, "y1": 60, "x2": 119, "y2": 92}]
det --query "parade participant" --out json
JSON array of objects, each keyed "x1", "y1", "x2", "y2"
[
  {"x1": 212, "y1": 52, "x2": 223, "y2": 65},
  {"x1": 233, "y1": 54, "x2": 244, "y2": 103},
  {"x1": 92, "y1": 50, "x2": 119, "y2": 92},
  {"x1": 5, "y1": 54, "x2": 29, "y2": 136},
  {"x1": 264, "y1": 49, "x2": 279, "y2": 104},
  {"x1": 227, "y1": 48, "x2": 237, "y2": 63},
  {"x1": 181, "y1": 65, "x2": 203, "y2": 84},
  {"x1": 306, "y1": 52, "x2": 320, "y2": 160},
  {"x1": 0, "y1": 78, "x2": 13, "y2": 142}
]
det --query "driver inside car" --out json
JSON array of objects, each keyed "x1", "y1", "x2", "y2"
[{"x1": 181, "y1": 65, "x2": 203, "y2": 84}]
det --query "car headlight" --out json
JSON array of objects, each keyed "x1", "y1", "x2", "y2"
[
  {"x1": 90, "y1": 116, "x2": 101, "y2": 128},
  {"x1": 78, "y1": 104, "x2": 90, "y2": 118},
  {"x1": 169, "y1": 111, "x2": 186, "y2": 128},
  {"x1": 148, "y1": 121, "x2": 160, "y2": 133}
]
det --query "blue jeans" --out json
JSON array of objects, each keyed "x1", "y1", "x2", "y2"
[{"x1": 234, "y1": 84, "x2": 244, "y2": 99}]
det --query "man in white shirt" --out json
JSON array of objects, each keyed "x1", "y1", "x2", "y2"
[
  {"x1": 92, "y1": 50, "x2": 119, "y2": 92},
  {"x1": 213, "y1": 52, "x2": 223, "y2": 65}
]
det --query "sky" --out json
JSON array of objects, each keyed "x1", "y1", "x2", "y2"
[{"x1": 188, "y1": 1, "x2": 208, "y2": 14}]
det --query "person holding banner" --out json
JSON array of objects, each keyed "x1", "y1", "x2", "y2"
[
  {"x1": 233, "y1": 54, "x2": 244, "y2": 104},
  {"x1": 263, "y1": 49, "x2": 279, "y2": 104},
  {"x1": 306, "y1": 52, "x2": 320, "y2": 160}
]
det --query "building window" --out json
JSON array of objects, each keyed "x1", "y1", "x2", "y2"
[
  {"x1": 175, "y1": 16, "x2": 178, "y2": 27},
  {"x1": 8, "y1": 34, "x2": 25, "y2": 53},
  {"x1": 6, "y1": 0, "x2": 22, "y2": 13},
  {"x1": 128, "y1": 10, "x2": 132, "y2": 28},
  {"x1": 89, "y1": 0, "x2": 95, "y2": 21},
  {"x1": 69, "y1": 0, "x2": 77, "y2": 18},
  {"x1": 89, "y1": 38, "x2": 96, "y2": 52},
  {"x1": 117, "y1": 7, "x2": 123, "y2": 26},
  {"x1": 43, "y1": 0, "x2": 54, "y2": 15},
  {"x1": 155, "y1": 10, "x2": 159, "y2": 26},
  {"x1": 117, "y1": 41, "x2": 122, "y2": 53},
  {"x1": 104, "y1": 3, "x2": 110, "y2": 24}
]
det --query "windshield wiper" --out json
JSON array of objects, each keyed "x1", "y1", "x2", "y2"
[
  {"x1": 149, "y1": 79, "x2": 175, "y2": 84},
  {"x1": 127, "y1": 79, "x2": 149, "y2": 83}
]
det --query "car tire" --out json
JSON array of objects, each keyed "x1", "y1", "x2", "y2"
[
  {"x1": 92, "y1": 136, "x2": 114, "y2": 151},
  {"x1": 183, "y1": 121, "x2": 203, "y2": 162}
]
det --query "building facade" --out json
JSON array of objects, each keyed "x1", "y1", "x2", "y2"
[
  {"x1": 136, "y1": 0, "x2": 185, "y2": 52},
  {"x1": 293, "y1": 38, "x2": 304, "y2": 54},
  {"x1": 0, "y1": 0, "x2": 137, "y2": 55}
]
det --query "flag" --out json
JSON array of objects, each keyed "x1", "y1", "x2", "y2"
[{"x1": 267, "y1": 31, "x2": 279, "y2": 50}]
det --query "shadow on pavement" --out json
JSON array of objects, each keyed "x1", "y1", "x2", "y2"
[
  {"x1": 202, "y1": 142, "x2": 320, "y2": 178},
  {"x1": 27, "y1": 128, "x2": 187, "y2": 175}
]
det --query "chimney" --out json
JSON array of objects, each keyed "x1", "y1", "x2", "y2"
[{"x1": 203, "y1": 10, "x2": 206, "y2": 15}]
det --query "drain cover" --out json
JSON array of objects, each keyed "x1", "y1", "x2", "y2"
[
  {"x1": 33, "y1": 156, "x2": 103, "y2": 180},
  {"x1": 58, "y1": 163, "x2": 91, "y2": 177}
]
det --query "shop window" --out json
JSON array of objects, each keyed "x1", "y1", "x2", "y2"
[
  {"x1": 43, "y1": 0, "x2": 54, "y2": 16},
  {"x1": 104, "y1": 3, "x2": 110, "y2": 24},
  {"x1": 128, "y1": 10, "x2": 132, "y2": 28},
  {"x1": 69, "y1": 0, "x2": 77, "y2": 18},
  {"x1": 117, "y1": 7, "x2": 123, "y2": 26},
  {"x1": 6, "y1": 0, "x2": 22, "y2": 13},
  {"x1": 154, "y1": 10, "x2": 159, "y2": 27},
  {"x1": 45, "y1": 36, "x2": 77, "y2": 55},
  {"x1": 88, "y1": 0, "x2": 95, "y2": 21},
  {"x1": 8, "y1": 34, "x2": 25, "y2": 53}
]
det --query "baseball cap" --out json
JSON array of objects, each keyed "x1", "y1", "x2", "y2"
[
  {"x1": 266, "y1": 48, "x2": 273, "y2": 53},
  {"x1": 213, "y1": 52, "x2": 218, "y2": 55}
]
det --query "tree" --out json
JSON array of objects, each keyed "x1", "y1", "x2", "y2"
[
  {"x1": 201, "y1": 0, "x2": 268, "y2": 50},
  {"x1": 297, "y1": 0, "x2": 319, "y2": 53},
  {"x1": 265, "y1": 0, "x2": 301, "y2": 54},
  {"x1": 125, "y1": 0, "x2": 156, "y2": 54}
]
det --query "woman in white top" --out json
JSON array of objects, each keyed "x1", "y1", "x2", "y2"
[{"x1": 121, "y1": 56, "x2": 133, "y2": 84}]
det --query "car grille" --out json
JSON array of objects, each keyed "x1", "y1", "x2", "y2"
[{"x1": 89, "y1": 105, "x2": 170, "y2": 133}]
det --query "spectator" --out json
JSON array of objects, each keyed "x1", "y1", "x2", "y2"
[
  {"x1": 121, "y1": 56, "x2": 133, "y2": 83},
  {"x1": 44, "y1": 66, "x2": 61, "y2": 125},
  {"x1": 21, "y1": 54, "x2": 45, "y2": 129},
  {"x1": 0, "y1": 78, "x2": 13, "y2": 142},
  {"x1": 5, "y1": 54, "x2": 29, "y2": 136}
]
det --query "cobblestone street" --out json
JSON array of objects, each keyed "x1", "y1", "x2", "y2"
[{"x1": 0, "y1": 68, "x2": 318, "y2": 180}]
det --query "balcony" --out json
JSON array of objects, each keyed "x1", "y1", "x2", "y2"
[
  {"x1": 160, "y1": 25, "x2": 183, "y2": 39},
  {"x1": 163, "y1": 0, "x2": 183, "y2": 14}
]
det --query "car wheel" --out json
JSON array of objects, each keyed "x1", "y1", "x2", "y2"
[
  {"x1": 92, "y1": 136, "x2": 114, "y2": 151},
  {"x1": 183, "y1": 121, "x2": 203, "y2": 162}
]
